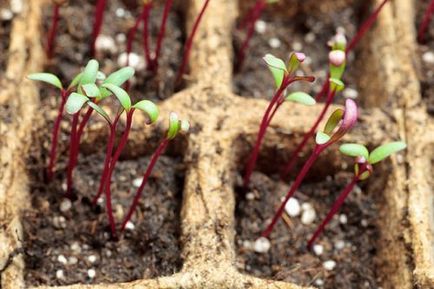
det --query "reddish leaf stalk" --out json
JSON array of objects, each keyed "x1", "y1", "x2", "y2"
[
  {"x1": 46, "y1": 4, "x2": 60, "y2": 59},
  {"x1": 47, "y1": 89, "x2": 68, "y2": 182},
  {"x1": 307, "y1": 162, "x2": 369, "y2": 248},
  {"x1": 237, "y1": 0, "x2": 265, "y2": 30},
  {"x1": 262, "y1": 146, "x2": 324, "y2": 238},
  {"x1": 90, "y1": 0, "x2": 107, "y2": 57},
  {"x1": 142, "y1": 3, "x2": 153, "y2": 67},
  {"x1": 281, "y1": 89, "x2": 336, "y2": 177},
  {"x1": 418, "y1": 0, "x2": 434, "y2": 43},
  {"x1": 346, "y1": 0, "x2": 389, "y2": 53},
  {"x1": 175, "y1": 0, "x2": 211, "y2": 85},
  {"x1": 65, "y1": 113, "x2": 80, "y2": 198},
  {"x1": 148, "y1": 0, "x2": 173, "y2": 72},
  {"x1": 236, "y1": 0, "x2": 267, "y2": 70},
  {"x1": 120, "y1": 138, "x2": 169, "y2": 232},
  {"x1": 243, "y1": 75, "x2": 291, "y2": 187},
  {"x1": 91, "y1": 111, "x2": 123, "y2": 206}
]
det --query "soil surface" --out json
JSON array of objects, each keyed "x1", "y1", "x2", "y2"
[
  {"x1": 24, "y1": 136, "x2": 184, "y2": 286},
  {"x1": 233, "y1": 0, "x2": 368, "y2": 103},
  {"x1": 43, "y1": 0, "x2": 184, "y2": 103},
  {"x1": 415, "y1": 0, "x2": 434, "y2": 115},
  {"x1": 235, "y1": 169, "x2": 384, "y2": 289},
  {"x1": 0, "y1": 2, "x2": 13, "y2": 77}
]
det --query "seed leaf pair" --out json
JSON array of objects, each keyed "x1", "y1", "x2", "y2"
[{"x1": 339, "y1": 141, "x2": 407, "y2": 164}]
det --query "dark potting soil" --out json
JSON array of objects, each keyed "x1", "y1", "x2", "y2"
[
  {"x1": 415, "y1": 0, "x2": 434, "y2": 116},
  {"x1": 0, "y1": 3, "x2": 12, "y2": 77},
  {"x1": 235, "y1": 170, "x2": 384, "y2": 289},
  {"x1": 233, "y1": 0, "x2": 369, "y2": 102},
  {"x1": 23, "y1": 140, "x2": 184, "y2": 286},
  {"x1": 42, "y1": 0, "x2": 184, "y2": 103}
]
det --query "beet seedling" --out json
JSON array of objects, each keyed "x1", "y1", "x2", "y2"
[
  {"x1": 236, "y1": 0, "x2": 278, "y2": 70},
  {"x1": 261, "y1": 98, "x2": 358, "y2": 239},
  {"x1": 281, "y1": 34, "x2": 347, "y2": 177},
  {"x1": 315, "y1": 0, "x2": 389, "y2": 102},
  {"x1": 243, "y1": 52, "x2": 316, "y2": 187},
  {"x1": 27, "y1": 70, "x2": 80, "y2": 181},
  {"x1": 65, "y1": 84, "x2": 159, "y2": 238},
  {"x1": 418, "y1": 0, "x2": 434, "y2": 43},
  {"x1": 120, "y1": 112, "x2": 189, "y2": 232},
  {"x1": 307, "y1": 141, "x2": 407, "y2": 248}
]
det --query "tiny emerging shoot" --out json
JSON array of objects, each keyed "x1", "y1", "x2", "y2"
[
  {"x1": 243, "y1": 52, "x2": 316, "y2": 187},
  {"x1": 120, "y1": 112, "x2": 189, "y2": 232},
  {"x1": 307, "y1": 141, "x2": 407, "y2": 248},
  {"x1": 261, "y1": 98, "x2": 359, "y2": 239},
  {"x1": 281, "y1": 33, "x2": 347, "y2": 178},
  {"x1": 236, "y1": 0, "x2": 278, "y2": 70}
]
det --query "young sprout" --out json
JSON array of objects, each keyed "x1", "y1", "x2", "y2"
[
  {"x1": 418, "y1": 0, "x2": 434, "y2": 43},
  {"x1": 243, "y1": 52, "x2": 316, "y2": 187},
  {"x1": 90, "y1": 0, "x2": 108, "y2": 57},
  {"x1": 120, "y1": 112, "x2": 189, "y2": 232},
  {"x1": 46, "y1": 0, "x2": 67, "y2": 59},
  {"x1": 175, "y1": 0, "x2": 211, "y2": 85},
  {"x1": 307, "y1": 141, "x2": 407, "y2": 248},
  {"x1": 261, "y1": 98, "x2": 358, "y2": 239},
  {"x1": 281, "y1": 34, "x2": 347, "y2": 177},
  {"x1": 236, "y1": 0, "x2": 278, "y2": 70},
  {"x1": 27, "y1": 70, "x2": 73, "y2": 181},
  {"x1": 314, "y1": 0, "x2": 389, "y2": 103}
]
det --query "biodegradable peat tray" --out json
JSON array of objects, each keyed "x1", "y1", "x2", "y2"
[{"x1": 0, "y1": 0, "x2": 433, "y2": 289}]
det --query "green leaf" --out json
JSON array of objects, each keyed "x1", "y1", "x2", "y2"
[
  {"x1": 368, "y1": 141, "x2": 407, "y2": 164},
  {"x1": 315, "y1": 131, "x2": 331, "y2": 145},
  {"x1": 285, "y1": 92, "x2": 316, "y2": 106},
  {"x1": 79, "y1": 59, "x2": 99, "y2": 86},
  {"x1": 180, "y1": 120, "x2": 190, "y2": 132},
  {"x1": 167, "y1": 112, "x2": 181, "y2": 140},
  {"x1": 330, "y1": 63, "x2": 346, "y2": 80},
  {"x1": 102, "y1": 83, "x2": 131, "y2": 110},
  {"x1": 68, "y1": 72, "x2": 83, "y2": 89},
  {"x1": 133, "y1": 100, "x2": 159, "y2": 124},
  {"x1": 81, "y1": 83, "x2": 101, "y2": 98},
  {"x1": 65, "y1": 93, "x2": 89, "y2": 114},
  {"x1": 87, "y1": 102, "x2": 111, "y2": 124},
  {"x1": 339, "y1": 143, "x2": 369, "y2": 159},
  {"x1": 97, "y1": 71, "x2": 106, "y2": 81},
  {"x1": 27, "y1": 73, "x2": 63, "y2": 89},
  {"x1": 329, "y1": 78, "x2": 345, "y2": 92},
  {"x1": 263, "y1": 54, "x2": 287, "y2": 88},
  {"x1": 100, "y1": 67, "x2": 135, "y2": 98},
  {"x1": 324, "y1": 108, "x2": 344, "y2": 134}
]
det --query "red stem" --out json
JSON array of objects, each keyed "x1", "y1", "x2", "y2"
[
  {"x1": 103, "y1": 125, "x2": 118, "y2": 239},
  {"x1": 243, "y1": 76, "x2": 290, "y2": 187},
  {"x1": 281, "y1": 89, "x2": 336, "y2": 178},
  {"x1": 236, "y1": 0, "x2": 266, "y2": 70},
  {"x1": 149, "y1": 0, "x2": 173, "y2": 72},
  {"x1": 175, "y1": 0, "x2": 211, "y2": 85},
  {"x1": 418, "y1": 0, "x2": 434, "y2": 43},
  {"x1": 262, "y1": 147, "x2": 322, "y2": 238},
  {"x1": 142, "y1": 3, "x2": 153, "y2": 67},
  {"x1": 307, "y1": 176, "x2": 359, "y2": 248},
  {"x1": 47, "y1": 89, "x2": 68, "y2": 182},
  {"x1": 120, "y1": 139, "x2": 169, "y2": 232},
  {"x1": 126, "y1": 8, "x2": 146, "y2": 65},
  {"x1": 314, "y1": 75, "x2": 330, "y2": 102},
  {"x1": 346, "y1": 0, "x2": 389, "y2": 53},
  {"x1": 91, "y1": 111, "x2": 123, "y2": 206},
  {"x1": 65, "y1": 113, "x2": 80, "y2": 198},
  {"x1": 90, "y1": 0, "x2": 107, "y2": 57},
  {"x1": 46, "y1": 4, "x2": 60, "y2": 59},
  {"x1": 237, "y1": 0, "x2": 265, "y2": 30}
]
